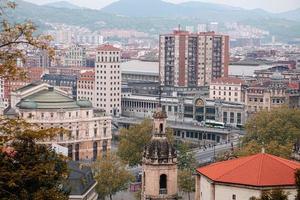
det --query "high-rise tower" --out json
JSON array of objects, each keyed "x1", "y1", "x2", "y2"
[{"x1": 142, "y1": 108, "x2": 178, "y2": 200}]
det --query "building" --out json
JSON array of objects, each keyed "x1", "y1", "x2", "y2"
[
  {"x1": 77, "y1": 71, "x2": 95, "y2": 102},
  {"x1": 42, "y1": 74, "x2": 78, "y2": 99},
  {"x1": 0, "y1": 78, "x2": 4, "y2": 113},
  {"x1": 63, "y1": 45, "x2": 87, "y2": 67},
  {"x1": 142, "y1": 108, "x2": 178, "y2": 200},
  {"x1": 245, "y1": 72, "x2": 300, "y2": 114},
  {"x1": 94, "y1": 44, "x2": 121, "y2": 116},
  {"x1": 121, "y1": 94, "x2": 246, "y2": 127},
  {"x1": 66, "y1": 162, "x2": 98, "y2": 200},
  {"x1": 9, "y1": 83, "x2": 112, "y2": 161},
  {"x1": 209, "y1": 77, "x2": 246, "y2": 103},
  {"x1": 254, "y1": 66, "x2": 300, "y2": 80},
  {"x1": 159, "y1": 31, "x2": 229, "y2": 87},
  {"x1": 195, "y1": 153, "x2": 300, "y2": 200}
]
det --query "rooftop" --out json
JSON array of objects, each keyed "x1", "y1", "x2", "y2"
[
  {"x1": 97, "y1": 44, "x2": 120, "y2": 52},
  {"x1": 197, "y1": 153, "x2": 300, "y2": 187},
  {"x1": 211, "y1": 77, "x2": 245, "y2": 85}
]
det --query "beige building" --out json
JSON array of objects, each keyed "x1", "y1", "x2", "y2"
[
  {"x1": 63, "y1": 45, "x2": 87, "y2": 67},
  {"x1": 9, "y1": 82, "x2": 112, "y2": 161},
  {"x1": 142, "y1": 109, "x2": 178, "y2": 200},
  {"x1": 245, "y1": 72, "x2": 300, "y2": 114},
  {"x1": 77, "y1": 70, "x2": 95, "y2": 102},
  {"x1": 209, "y1": 77, "x2": 246, "y2": 103},
  {"x1": 95, "y1": 44, "x2": 121, "y2": 116},
  {"x1": 195, "y1": 153, "x2": 300, "y2": 200}
]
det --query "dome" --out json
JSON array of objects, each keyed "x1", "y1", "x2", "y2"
[
  {"x1": 18, "y1": 99, "x2": 37, "y2": 109},
  {"x1": 143, "y1": 136, "x2": 176, "y2": 163},
  {"x1": 76, "y1": 100, "x2": 93, "y2": 108}
]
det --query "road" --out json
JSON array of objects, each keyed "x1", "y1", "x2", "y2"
[{"x1": 192, "y1": 140, "x2": 239, "y2": 163}]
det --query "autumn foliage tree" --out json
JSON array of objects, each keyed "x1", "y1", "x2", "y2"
[
  {"x1": 0, "y1": 2, "x2": 68, "y2": 198},
  {"x1": 0, "y1": 118, "x2": 69, "y2": 200},
  {"x1": 0, "y1": 0, "x2": 53, "y2": 80},
  {"x1": 92, "y1": 154, "x2": 134, "y2": 200},
  {"x1": 238, "y1": 107, "x2": 300, "y2": 158}
]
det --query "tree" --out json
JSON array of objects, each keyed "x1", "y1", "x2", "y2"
[
  {"x1": 117, "y1": 119, "x2": 175, "y2": 166},
  {"x1": 92, "y1": 154, "x2": 134, "y2": 200},
  {"x1": 178, "y1": 169, "x2": 195, "y2": 200},
  {"x1": 0, "y1": 118, "x2": 69, "y2": 200},
  {"x1": 0, "y1": 0, "x2": 53, "y2": 80},
  {"x1": 239, "y1": 107, "x2": 300, "y2": 158},
  {"x1": 176, "y1": 142, "x2": 197, "y2": 200},
  {"x1": 177, "y1": 142, "x2": 197, "y2": 171},
  {"x1": 117, "y1": 119, "x2": 152, "y2": 166},
  {"x1": 249, "y1": 189, "x2": 289, "y2": 200}
]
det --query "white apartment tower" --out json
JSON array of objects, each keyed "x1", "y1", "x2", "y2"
[{"x1": 95, "y1": 44, "x2": 121, "y2": 116}]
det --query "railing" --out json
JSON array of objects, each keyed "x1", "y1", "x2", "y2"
[{"x1": 159, "y1": 189, "x2": 167, "y2": 195}]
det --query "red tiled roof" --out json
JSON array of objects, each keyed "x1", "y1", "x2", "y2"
[
  {"x1": 289, "y1": 82, "x2": 300, "y2": 90},
  {"x1": 97, "y1": 44, "x2": 120, "y2": 52},
  {"x1": 197, "y1": 153, "x2": 300, "y2": 187},
  {"x1": 79, "y1": 71, "x2": 95, "y2": 81},
  {"x1": 211, "y1": 77, "x2": 245, "y2": 85}
]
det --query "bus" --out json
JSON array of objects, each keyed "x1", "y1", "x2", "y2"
[{"x1": 204, "y1": 120, "x2": 225, "y2": 129}]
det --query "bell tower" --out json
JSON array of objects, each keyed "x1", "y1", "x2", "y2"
[{"x1": 141, "y1": 108, "x2": 178, "y2": 200}]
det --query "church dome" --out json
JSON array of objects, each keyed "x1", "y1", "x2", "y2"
[{"x1": 143, "y1": 136, "x2": 176, "y2": 163}]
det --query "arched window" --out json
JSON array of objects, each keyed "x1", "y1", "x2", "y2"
[
  {"x1": 75, "y1": 144, "x2": 80, "y2": 161},
  {"x1": 93, "y1": 142, "x2": 98, "y2": 161},
  {"x1": 68, "y1": 145, "x2": 73, "y2": 159},
  {"x1": 159, "y1": 174, "x2": 167, "y2": 194},
  {"x1": 159, "y1": 123, "x2": 163, "y2": 133}
]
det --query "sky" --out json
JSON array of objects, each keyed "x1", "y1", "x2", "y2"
[{"x1": 24, "y1": 0, "x2": 300, "y2": 13}]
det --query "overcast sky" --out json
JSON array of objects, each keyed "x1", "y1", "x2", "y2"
[{"x1": 24, "y1": 0, "x2": 300, "y2": 13}]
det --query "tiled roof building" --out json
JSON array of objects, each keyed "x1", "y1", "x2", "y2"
[{"x1": 195, "y1": 153, "x2": 300, "y2": 200}]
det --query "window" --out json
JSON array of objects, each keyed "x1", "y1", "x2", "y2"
[
  {"x1": 230, "y1": 112, "x2": 234, "y2": 123},
  {"x1": 232, "y1": 194, "x2": 236, "y2": 200},
  {"x1": 223, "y1": 112, "x2": 227, "y2": 123},
  {"x1": 237, "y1": 113, "x2": 241, "y2": 124},
  {"x1": 159, "y1": 174, "x2": 167, "y2": 194},
  {"x1": 94, "y1": 128, "x2": 97, "y2": 137}
]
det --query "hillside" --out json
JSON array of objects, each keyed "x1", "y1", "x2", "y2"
[
  {"x1": 44, "y1": 1, "x2": 81, "y2": 9},
  {"x1": 6, "y1": 0, "x2": 300, "y2": 42}
]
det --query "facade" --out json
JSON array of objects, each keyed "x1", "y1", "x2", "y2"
[
  {"x1": 10, "y1": 83, "x2": 112, "y2": 161},
  {"x1": 77, "y1": 71, "x2": 95, "y2": 102},
  {"x1": 209, "y1": 77, "x2": 246, "y2": 103},
  {"x1": 94, "y1": 44, "x2": 121, "y2": 116},
  {"x1": 121, "y1": 94, "x2": 246, "y2": 127},
  {"x1": 67, "y1": 162, "x2": 98, "y2": 200},
  {"x1": 42, "y1": 74, "x2": 78, "y2": 99},
  {"x1": 142, "y1": 109, "x2": 178, "y2": 200},
  {"x1": 245, "y1": 73, "x2": 300, "y2": 114},
  {"x1": 254, "y1": 65, "x2": 300, "y2": 80},
  {"x1": 63, "y1": 45, "x2": 87, "y2": 67},
  {"x1": 195, "y1": 153, "x2": 300, "y2": 200},
  {"x1": 159, "y1": 31, "x2": 229, "y2": 87}
]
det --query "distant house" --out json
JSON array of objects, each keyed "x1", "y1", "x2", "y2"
[
  {"x1": 67, "y1": 162, "x2": 98, "y2": 200},
  {"x1": 195, "y1": 153, "x2": 300, "y2": 200}
]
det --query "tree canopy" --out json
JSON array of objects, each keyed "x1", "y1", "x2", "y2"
[
  {"x1": 92, "y1": 154, "x2": 134, "y2": 200},
  {"x1": 0, "y1": 118, "x2": 69, "y2": 200},
  {"x1": 0, "y1": 0, "x2": 53, "y2": 80},
  {"x1": 238, "y1": 107, "x2": 300, "y2": 158}
]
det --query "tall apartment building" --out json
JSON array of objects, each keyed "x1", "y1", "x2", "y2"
[
  {"x1": 94, "y1": 45, "x2": 121, "y2": 116},
  {"x1": 159, "y1": 30, "x2": 229, "y2": 87},
  {"x1": 63, "y1": 45, "x2": 87, "y2": 67}
]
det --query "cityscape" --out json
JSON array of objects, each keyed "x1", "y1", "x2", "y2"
[{"x1": 1, "y1": 0, "x2": 300, "y2": 200}]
